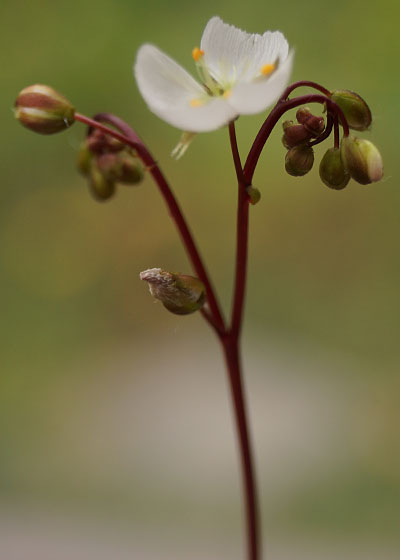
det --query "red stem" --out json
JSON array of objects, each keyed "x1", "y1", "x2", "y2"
[
  {"x1": 222, "y1": 335, "x2": 259, "y2": 560},
  {"x1": 229, "y1": 122, "x2": 251, "y2": 337},
  {"x1": 75, "y1": 112, "x2": 225, "y2": 334},
  {"x1": 279, "y1": 79, "x2": 331, "y2": 100}
]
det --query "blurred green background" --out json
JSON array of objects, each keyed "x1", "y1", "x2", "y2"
[{"x1": 1, "y1": 0, "x2": 399, "y2": 558}]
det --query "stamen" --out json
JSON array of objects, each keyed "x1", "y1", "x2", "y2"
[
  {"x1": 190, "y1": 98, "x2": 205, "y2": 107},
  {"x1": 192, "y1": 47, "x2": 204, "y2": 62},
  {"x1": 223, "y1": 90, "x2": 232, "y2": 99},
  {"x1": 260, "y1": 63, "x2": 276, "y2": 76}
]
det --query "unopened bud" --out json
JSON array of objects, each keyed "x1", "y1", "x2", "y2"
[
  {"x1": 296, "y1": 107, "x2": 325, "y2": 136},
  {"x1": 86, "y1": 130, "x2": 124, "y2": 154},
  {"x1": 77, "y1": 141, "x2": 92, "y2": 176},
  {"x1": 282, "y1": 122, "x2": 312, "y2": 149},
  {"x1": 319, "y1": 148, "x2": 350, "y2": 190},
  {"x1": 15, "y1": 84, "x2": 75, "y2": 134},
  {"x1": 331, "y1": 90, "x2": 372, "y2": 131},
  {"x1": 140, "y1": 268, "x2": 206, "y2": 315},
  {"x1": 341, "y1": 136, "x2": 383, "y2": 185},
  {"x1": 116, "y1": 152, "x2": 144, "y2": 185},
  {"x1": 96, "y1": 151, "x2": 144, "y2": 185},
  {"x1": 285, "y1": 145, "x2": 314, "y2": 177},
  {"x1": 88, "y1": 162, "x2": 116, "y2": 201},
  {"x1": 246, "y1": 186, "x2": 261, "y2": 205}
]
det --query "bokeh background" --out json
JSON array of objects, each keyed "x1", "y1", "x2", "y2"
[{"x1": 1, "y1": 0, "x2": 399, "y2": 558}]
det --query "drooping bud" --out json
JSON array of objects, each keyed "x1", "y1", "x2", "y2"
[
  {"x1": 14, "y1": 84, "x2": 75, "y2": 134},
  {"x1": 96, "y1": 151, "x2": 144, "y2": 185},
  {"x1": 282, "y1": 122, "x2": 312, "y2": 149},
  {"x1": 330, "y1": 90, "x2": 372, "y2": 131},
  {"x1": 140, "y1": 268, "x2": 206, "y2": 315},
  {"x1": 88, "y1": 162, "x2": 116, "y2": 201},
  {"x1": 341, "y1": 136, "x2": 383, "y2": 185},
  {"x1": 86, "y1": 129, "x2": 124, "y2": 154},
  {"x1": 77, "y1": 141, "x2": 93, "y2": 176},
  {"x1": 246, "y1": 186, "x2": 261, "y2": 205},
  {"x1": 115, "y1": 152, "x2": 144, "y2": 185},
  {"x1": 285, "y1": 145, "x2": 314, "y2": 177},
  {"x1": 296, "y1": 107, "x2": 325, "y2": 136},
  {"x1": 319, "y1": 148, "x2": 350, "y2": 190}
]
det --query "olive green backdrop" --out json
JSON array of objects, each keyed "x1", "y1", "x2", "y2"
[{"x1": 1, "y1": 0, "x2": 399, "y2": 558}]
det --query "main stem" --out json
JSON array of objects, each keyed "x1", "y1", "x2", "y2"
[
  {"x1": 227, "y1": 122, "x2": 259, "y2": 560},
  {"x1": 222, "y1": 334, "x2": 259, "y2": 560}
]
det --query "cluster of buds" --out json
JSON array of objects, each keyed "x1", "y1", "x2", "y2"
[
  {"x1": 282, "y1": 107, "x2": 325, "y2": 177},
  {"x1": 140, "y1": 268, "x2": 206, "y2": 315},
  {"x1": 77, "y1": 129, "x2": 144, "y2": 201},
  {"x1": 282, "y1": 89, "x2": 383, "y2": 190}
]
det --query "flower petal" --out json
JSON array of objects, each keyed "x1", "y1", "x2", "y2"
[
  {"x1": 134, "y1": 43, "x2": 236, "y2": 132},
  {"x1": 228, "y1": 51, "x2": 294, "y2": 115},
  {"x1": 200, "y1": 16, "x2": 289, "y2": 84}
]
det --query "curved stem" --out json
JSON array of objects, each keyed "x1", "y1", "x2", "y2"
[
  {"x1": 75, "y1": 112, "x2": 226, "y2": 334},
  {"x1": 222, "y1": 336, "x2": 259, "y2": 560},
  {"x1": 279, "y1": 79, "x2": 331, "y2": 101},
  {"x1": 244, "y1": 94, "x2": 349, "y2": 185}
]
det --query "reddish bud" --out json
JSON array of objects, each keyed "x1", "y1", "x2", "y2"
[{"x1": 15, "y1": 84, "x2": 75, "y2": 134}]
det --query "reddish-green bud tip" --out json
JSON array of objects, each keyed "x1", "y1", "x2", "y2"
[
  {"x1": 285, "y1": 145, "x2": 314, "y2": 177},
  {"x1": 140, "y1": 268, "x2": 206, "y2": 315},
  {"x1": 341, "y1": 136, "x2": 383, "y2": 185},
  {"x1": 14, "y1": 84, "x2": 75, "y2": 134},
  {"x1": 319, "y1": 147, "x2": 350, "y2": 190},
  {"x1": 331, "y1": 89, "x2": 372, "y2": 132}
]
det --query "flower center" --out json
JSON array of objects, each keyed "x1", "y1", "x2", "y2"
[{"x1": 189, "y1": 47, "x2": 278, "y2": 107}]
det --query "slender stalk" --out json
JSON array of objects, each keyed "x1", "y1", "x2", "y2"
[
  {"x1": 75, "y1": 112, "x2": 226, "y2": 334},
  {"x1": 227, "y1": 122, "x2": 259, "y2": 560},
  {"x1": 222, "y1": 335, "x2": 259, "y2": 560},
  {"x1": 229, "y1": 122, "x2": 251, "y2": 337}
]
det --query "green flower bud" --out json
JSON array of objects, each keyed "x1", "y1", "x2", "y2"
[
  {"x1": 140, "y1": 268, "x2": 206, "y2": 315},
  {"x1": 116, "y1": 152, "x2": 144, "y2": 185},
  {"x1": 319, "y1": 147, "x2": 350, "y2": 190},
  {"x1": 341, "y1": 136, "x2": 383, "y2": 185},
  {"x1": 88, "y1": 162, "x2": 116, "y2": 201},
  {"x1": 96, "y1": 151, "x2": 144, "y2": 185},
  {"x1": 330, "y1": 89, "x2": 372, "y2": 131},
  {"x1": 14, "y1": 84, "x2": 75, "y2": 134},
  {"x1": 77, "y1": 141, "x2": 92, "y2": 176},
  {"x1": 246, "y1": 186, "x2": 261, "y2": 205},
  {"x1": 285, "y1": 145, "x2": 314, "y2": 177}
]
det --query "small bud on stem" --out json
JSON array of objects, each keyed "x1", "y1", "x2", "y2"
[
  {"x1": 15, "y1": 84, "x2": 75, "y2": 134},
  {"x1": 140, "y1": 268, "x2": 206, "y2": 315}
]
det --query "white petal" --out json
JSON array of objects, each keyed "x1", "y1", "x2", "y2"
[
  {"x1": 134, "y1": 43, "x2": 236, "y2": 132},
  {"x1": 200, "y1": 16, "x2": 289, "y2": 84},
  {"x1": 228, "y1": 51, "x2": 294, "y2": 115}
]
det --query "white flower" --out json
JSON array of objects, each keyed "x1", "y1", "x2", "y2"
[{"x1": 134, "y1": 16, "x2": 293, "y2": 135}]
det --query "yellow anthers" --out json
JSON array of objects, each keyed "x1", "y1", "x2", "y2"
[
  {"x1": 190, "y1": 98, "x2": 205, "y2": 107},
  {"x1": 192, "y1": 47, "x2": 204, "y2": 62},
  {"x1": 223, "y1": 90, "x2": 232, "y2": 99},
  {"x1": 260, "y1": 63, "x2": 276, "y2": 76}
]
